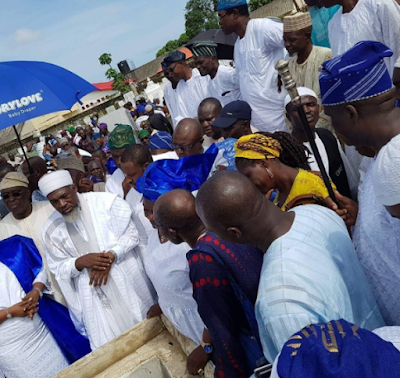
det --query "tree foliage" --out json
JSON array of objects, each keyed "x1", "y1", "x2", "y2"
[
  {"x1": 248, "y1": 0, "x2": 275, "y2": 11},
  {"x1": 99, "y1": 54, "x2": 130, "y2": 94},
  {"x1": 156, "y1": 0, "x2": 219, "y2": 58},
  {"x1": 99, "y1": 53, "x2": 113, "y2": 68}
]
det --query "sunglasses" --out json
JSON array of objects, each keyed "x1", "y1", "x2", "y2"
[
  {"x1": 218, "y1": 11, "x2": 228, "y2": 19},
  {"x1": 172, "y1": 138, "x2": 204, "y2": 152},
  {"x1": 1, "y1": 190, "x2": 24, "y2": 200}
]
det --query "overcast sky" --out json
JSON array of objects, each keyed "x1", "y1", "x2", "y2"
[{"x1": 2, "y1": 0, "x2": 188, "y2": 83}]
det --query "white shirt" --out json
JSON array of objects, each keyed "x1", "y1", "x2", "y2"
[
  {"x1": 207, "y1": 65, "x2": 241, "y2": 107},
  {"x1": 144, "y1": 230, "x2": 205, "y2": 344},
  {"x1": 0, "y1": 263, "x2": 68, "y2": 378},
  {"x1": 175, "y1": 68, "x2": 210, "y2": 120},
  {"x1": 328, "y1": 0, "x2": 400, "y2": 75},
  {"x1": 234, "y1": 19, "x2": 287, "y2": 132},
  {"x1": 164, "y1": 81, "x2": 180, "y2": 128}
]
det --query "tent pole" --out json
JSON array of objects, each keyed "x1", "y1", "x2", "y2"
[{"x1": 13, "y1": 125, "x2": 33, "y2": 174}]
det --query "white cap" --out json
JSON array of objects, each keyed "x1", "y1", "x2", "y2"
[
  {"x1": 38, "y1": 170, "x2": 74, "y2": 198},
  {"x1": 284, "y1": 87, "x2": 318, "y2": 109},
  {"x1": 145, "y1": 104, "x2": 153, "y2": 113},
  {"x1": 372, "y1": 134, "x2": 400, "y2": 206}
]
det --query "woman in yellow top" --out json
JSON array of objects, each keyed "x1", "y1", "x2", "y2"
[{"x1": 235, "y1": 132, "x2": 336, "y2": 211}]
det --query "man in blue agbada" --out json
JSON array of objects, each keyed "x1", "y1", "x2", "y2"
[
  {"x1": 0, "y1": 236, "x2": 90, "y2": 378},
  {"x1": 270, "y1": 319, "x2": 400, "y2": 378}
]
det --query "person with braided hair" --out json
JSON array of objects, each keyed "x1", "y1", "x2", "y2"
[{"x1": 235, "y1": 133, "x2": 336, "y2": 211}]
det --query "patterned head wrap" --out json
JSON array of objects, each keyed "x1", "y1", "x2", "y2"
[
  {"x1": 149, "y1": 131, "x2": 173, "y2": 151},
  {"x1": 276, "y1": 320, "x2": 400, "y2": 378},
  {"x1": 108, "y1": 124, "x2": 135, "y2": 150},
  {"x1": 191, "y1": 41, "x2": 218, "y2": 58},
  {"x1": 0, "y1": 172, "x2": 29, "y2": 191},
  {"x1": 68, "y1": 126, "x2": 76, "y2": 133},
  {"x1": 319, "y1": 41, "x2": 394, "y2": 106},
  {"x1": 217, "y1": 0, "x2": 247, "y2": 11},
  {"x1": 235, "y1": 134, "x2": 282, "y2": 160}
]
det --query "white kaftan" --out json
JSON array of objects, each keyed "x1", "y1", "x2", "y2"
[
  {"x1": 42, "y1": 192, "x2": 156, "y2": 349},
  {"x1": 353, "y1": 160, "x2": 400, "y2": 326},
  {"x1": 0, "y1": 202, "x2": 66, "y2": 306},
  {"x1": 234, "y1": 19, "x2": 287, "y2": 132},
  {"x1": 105, "y1": 167, "x2": 125, "y2": 199},
  {"x1": 0, "y1": 263, "x2": 68, "y2": 378},
  {"x1": 144, "y1": 230, "x2": 204, "y2": 344},
  {"x1": 207, "y1": 65, "x2": 241, "y2": 107},
  {"x1": 328, "y1": 0, "x2": 400, "y2": 75},
  {"x1": 256, "y1": 205, "x2": 384, "y2": 363},
  {"x1": 164, "y1": 81, "x2": 180, "y2": 128},
  {"x1": 175, "y1": 68, "x2": 210, "y2": 120}
]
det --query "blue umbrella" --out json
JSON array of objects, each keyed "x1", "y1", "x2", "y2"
[{"x1": 0, "y1": 61, "x2": 97, "y2": 170}]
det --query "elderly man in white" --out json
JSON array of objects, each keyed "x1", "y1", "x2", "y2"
[{"x1": 40, "y1": 170, "x2": 156, "y2": 350}]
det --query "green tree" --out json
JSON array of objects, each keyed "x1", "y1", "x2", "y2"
[
  {"x1": 99, "y1": 55, "x2": 130, "y2": 94},
  {"x1": 248, "y1": 0, "x2": 275, "y2": 11},
  {"x1": 99, "y1": 53, "x2": 113, "y2": 69},
  {"x1": 156, "y1": 0, "x2": 219, "y2": 58}
]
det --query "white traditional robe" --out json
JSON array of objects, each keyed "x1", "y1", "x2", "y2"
[
  {"x1": 144, "y1": 230, "x2": 204, "y2": 344},
  {"x1": 105, "y1": 167, "x2": 125, "y2": 199},
  {"x1": 0, "y1": 202, "x2": 66, "y2": 306},
  {"x1": 164, "y1": 81, "x2": 180, "y2": 128},
  {"x1": 175, "y1": 68, "x2": 210, "y2": 120},
  {"x1": 328, "y1": 0, "x2": 400, "y2": 75},
  {"x1": 42, "y1": 192, "x2": 156, "y2": 350},
  {"x1": 207, "y1": 65, "x2": 241, "y2": 107},
  {"x1": 234, "y1": 18, "x2": 287, "y2": 132},
  {"x1": 0, "y1": 263, "x2": 68, "y2": 378}
]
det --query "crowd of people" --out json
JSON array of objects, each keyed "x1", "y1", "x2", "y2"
[{"x1": 2, "y1": 0, "x2": 400, "y2": 377}]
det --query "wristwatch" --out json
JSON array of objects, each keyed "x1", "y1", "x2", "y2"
[
  {"x1": 6, "y1": 308, "x2": 12, "y2": 320},
  {"x1": 201, "y1": 340, "x2": 213, "y2": 354}
]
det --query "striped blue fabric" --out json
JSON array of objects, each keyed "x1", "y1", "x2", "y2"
[
  {"x1": 319, "y1": 41, "x2": 394, "y2": 106},
  {"x1": 217, "y1": 0, "x2": 247, "y2": 11}
]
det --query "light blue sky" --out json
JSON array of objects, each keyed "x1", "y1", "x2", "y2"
[{"x1": 2, "y1": 0, "x2": 188, "y2": 83}]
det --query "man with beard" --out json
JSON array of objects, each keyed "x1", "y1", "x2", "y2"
[
  {"x1": 191, "y1": 41, "x2": 241, "y2": 107},
  {"x1": 40, "y1": 170, "x2": 156, "y2": 350}
]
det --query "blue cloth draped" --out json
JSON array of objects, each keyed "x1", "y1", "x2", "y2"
[
  {"x1": 105, "y1": 157, "x2": 118, "y2": 175},
  {"x1": 278, "y1": 319, "x2": 400, "y2": 378},
  {"x1": 0, "y1": 235, "x2": 91, "y2": 364},
  {"x1": 309, "y1": 5, "x2": 340, "y2": 48},
  {"x1": 149, "y1": 131, "x2": 173, "y2": 151},
  {"x1": 137, "y1": 145, "x2": 218, "y2": 202},
  {"x1": 215, "y1": 138, "x2": 237, "y2": 171}
]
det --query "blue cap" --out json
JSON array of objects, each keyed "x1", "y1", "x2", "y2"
[
  {"x1": 277, "y1": 319, "x2": 400, "y2": 378},
  {"x1": 149, "y1": 131, "x2": 173, "y2": 151},
  {"x1": 162, "y1": 51, "x2": 187, "y2": 69},
  {"x1": 211, "y1": 100, "x2": 252, "y2": 128},
  {"x1": 217, "y1": 0, "x2": 248, "y2": 11},
  {"x1": 320, "y1": 41, "x2": 393, "y2": 106}
]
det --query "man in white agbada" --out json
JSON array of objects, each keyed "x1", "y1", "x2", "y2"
[
  {"x1": 320, "y1": 0, "x2": 400, "y2": 76},
  {"x1": 161, "y1": 61, "x2": 181, "y2": 129},
  {"x1": 0, "y1": 172, "x2": 66, "y2": 306},
  {"x1": 190, "y1": 41, "x2": 241, "y2": 107},
  {"x1": 162, "y1": 50, "x2": 210, "y2": 122},
  {"x1": 40, "y1": 170, "x2": 156, "y2": 350},
  {"x1": 218, "y1": 1, "x2": 287, "y2": 132}
]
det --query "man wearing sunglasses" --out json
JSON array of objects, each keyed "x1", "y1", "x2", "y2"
[
  {"x1": 0, "y1": 172, "x2": 66, "y2": 306},
  {"x1": 172, "y1": 118, "x2": 205, "y2": 159},
  {"x1": 217, "y1": 0, "x2": 287, "y2": 133},
  {"x1": 162, "y1": 51, "x2": 209, "y2": 124}
]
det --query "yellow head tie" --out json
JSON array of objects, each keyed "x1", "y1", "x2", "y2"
[{"x1": 235, "y1": 134, "x2": 282, "y2": 160}]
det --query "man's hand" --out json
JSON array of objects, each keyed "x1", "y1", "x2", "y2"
[
  {"x1": 78, "y1": 178, "x2": 94, "y2": 193},
  {"x1": 22, "y1": 290, "x2": 40, "y2": 309},
  {"x1": 324, "y1": 190, "x2": 359, "y2": 227},
  {"x1": 187, "y1": 346, "x2": 210, "y2": 375},
  {"x1": 147, "y1": 304, "x2": 163, "y2": 318},
  {"x1": 8, "y1": 300, "x2": 39, "y2": 320},
  {"x1": 122, "y1": 176, "x2": 135, "y2": 198},
  {"x1": 75, "y1": 253, "x2": 112, "y2": 271},
  {"x1": 89, "y1": 266, "x2": 111, "y2": 287}
]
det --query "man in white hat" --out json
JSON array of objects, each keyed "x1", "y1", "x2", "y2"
[
  {"x1": 0, "y1": 172, "x2": 66, "y2": 306},
  {"x1": 40, "y1": 170, "x2": 156, "y2": 350}
]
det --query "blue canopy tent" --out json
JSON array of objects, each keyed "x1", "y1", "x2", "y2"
[{"x1": 0, "y1": 61, "x2": 97, "y2": 170}]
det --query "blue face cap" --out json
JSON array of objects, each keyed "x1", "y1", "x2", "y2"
[
  {"x1": 319, "y1": 41, "x2": 394, "y2": 106},
  {"x1": 217, "y1": 0, "x2": 248, "y2": 11},
  {"x1": 211, "y1": 100, "x2": 252, "y2": 128}
]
